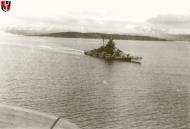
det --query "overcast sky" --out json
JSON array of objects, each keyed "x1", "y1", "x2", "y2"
[{"x1": 1, "y1": 0, "x2": 190, "y2": 35}]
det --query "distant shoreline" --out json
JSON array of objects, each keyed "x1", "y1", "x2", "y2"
[
  {"x1": 4, "y1": 30, "x2": 169, "y2": 41},
  {"x1": 37, "y1": 32, "x2": 168, "y2": 41},
  {"x1": 5, "y1": 30, "x2": 190, "y2": 41}
]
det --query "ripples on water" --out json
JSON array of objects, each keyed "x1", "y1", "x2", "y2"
[{"x1": 0, "y1": 34, "x2": 189, "y2": 129}]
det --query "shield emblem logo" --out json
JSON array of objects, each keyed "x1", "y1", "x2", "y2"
[{"x1": 1, "y1": 1, "x2": 11, "y2": 12}]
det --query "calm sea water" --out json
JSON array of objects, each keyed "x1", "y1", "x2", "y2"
[{"x1": 0, "y1": 33, "x2": 190, "y2": 129}]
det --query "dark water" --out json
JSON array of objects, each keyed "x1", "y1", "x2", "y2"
[{"x1": 0, "y1": 33, "x2": 190, "y2": 129}]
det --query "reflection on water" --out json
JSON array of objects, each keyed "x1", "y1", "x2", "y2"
[{"x1": 0, "y1": 34, "x2": 189, "y2": 129}]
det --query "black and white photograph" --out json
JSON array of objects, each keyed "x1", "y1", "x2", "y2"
[{"x1": 0, "y1": 0, "x2": 189, "y2": 128}]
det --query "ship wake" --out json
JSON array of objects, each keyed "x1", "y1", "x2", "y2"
[{"x1": 39, "y1": 45, "x2": 84, "y2": 56}]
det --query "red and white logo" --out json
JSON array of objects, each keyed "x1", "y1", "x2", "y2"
[{"x1": 1, "y1": 1, "x2": 11, "y2": 12}]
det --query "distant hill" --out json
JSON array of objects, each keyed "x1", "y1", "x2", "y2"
[
  {"x1": 160, "y1": 34, "x2": 190, "y2": 41},
  {"x1": 38, "y1": 32, "x2": 168, "y2": 41},
  {"x1": 5, "y1": 29, "x2": 190, "y2": 41}
]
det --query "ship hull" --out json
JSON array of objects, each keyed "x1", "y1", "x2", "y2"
[{"x1": 84, "y1": 51, "x2": 142, "y2": 63}]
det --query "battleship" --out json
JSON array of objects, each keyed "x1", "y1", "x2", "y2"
[{"x1": 84, "y1": 38, "x2": 142, "y2": 63}]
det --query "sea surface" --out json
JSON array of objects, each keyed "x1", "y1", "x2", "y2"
[{"x1": 0, "y1": 33, "x2": 190, "y2": 129}]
